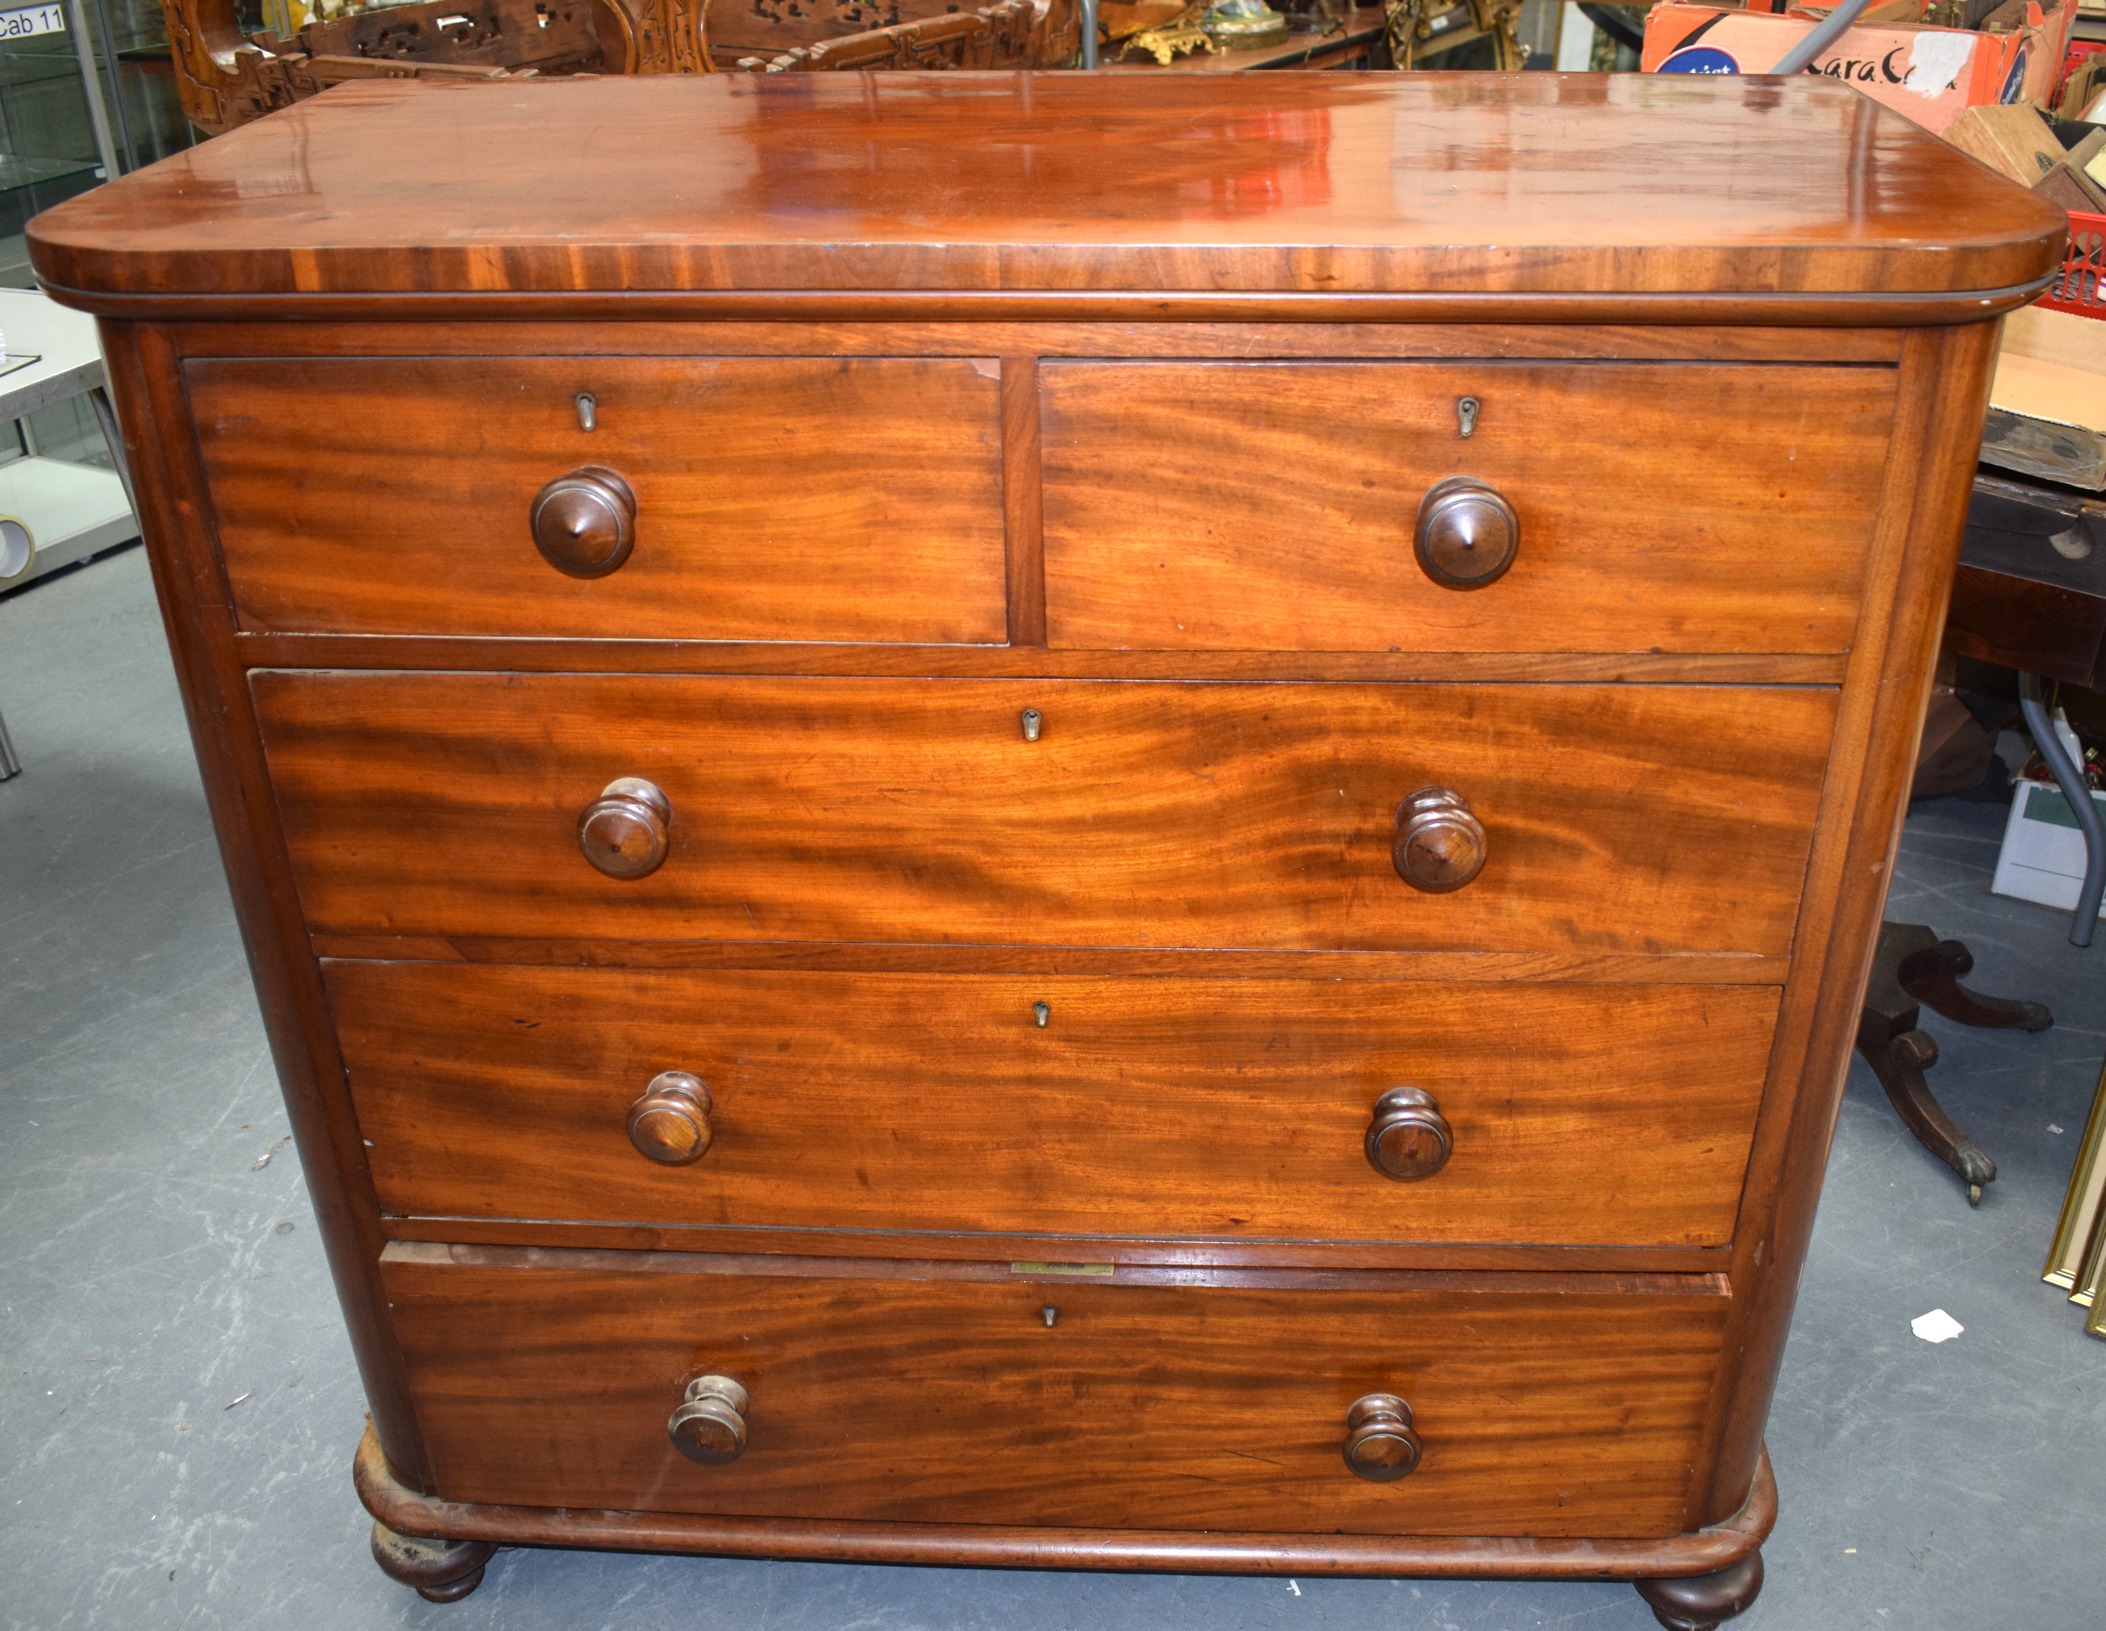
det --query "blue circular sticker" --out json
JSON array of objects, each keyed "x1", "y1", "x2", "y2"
[{"x1": 1657, "y1": 45, "x2": 1742, "y2": 75}]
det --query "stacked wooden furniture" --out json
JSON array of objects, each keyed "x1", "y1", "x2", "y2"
[{"x1": 28, "y1": 73, "x2": 2062, "y2": 1629}]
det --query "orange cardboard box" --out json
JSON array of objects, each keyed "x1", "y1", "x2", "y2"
[{"x1": 1641, "y1": 0, "x2": 2076, "y2": 131}]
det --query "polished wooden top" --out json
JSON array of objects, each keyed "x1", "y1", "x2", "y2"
[{"x1": 30, "y1": 71, "x2": 2063, "y2": 309}]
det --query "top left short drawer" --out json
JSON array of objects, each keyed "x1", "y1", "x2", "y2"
[{"x1": 186, "y1": 356, "x2": 1009, "y2": 642}]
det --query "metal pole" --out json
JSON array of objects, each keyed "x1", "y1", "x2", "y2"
[
  {"x1": 63, "y1": 0, "x2": 123, "y2": 180},
  {"x1": 2018, "y1": 672, "x2": 2104, "y2": 948},
  {"x1": 88, "y1": 0, "x2": 135, "y2": 172},
  {"x1": 88, "y1": 385, "x2": 136, "y2": 518},
  {"x1": 1079, "y1": 0, "x2": 1098, "y2": 66}
]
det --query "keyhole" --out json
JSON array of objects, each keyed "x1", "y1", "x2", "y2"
[
  {"x1": 575, "y1": 393, "x2": 598, "y2": 433},
  {"x1": 1041, "y1": 1306, "x2": 1059, "y2": 1327},
  {"x1": 1456, "y1": 397, "x2": 1479, "y2": 439},
  {"x1": 1032, "y1": 1001, "x2": 1051, "y2": 1028},
  {"x1": 1020, "y1": 708, "x2": 1043, "y2": 742}
]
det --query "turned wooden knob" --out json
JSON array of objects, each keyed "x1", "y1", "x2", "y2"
[
  {"x1": 578, "y1": 777, "x2": 671, "y2": 879},
  {"x1": 530, "y1": 466, "x2": 636, "y2": 578},
  {"x1": 1365, "y1": 1087, "x2": 1452, "y2": 1181},
  {"x1": 667, "y1": 1374, "x2": 749, "y2": 1464},
  {"x1": 1342, "y1": 1393, "x2": 1421, "y2": 1482},
  {"x1": 1414, "y1": 476, "x2": 1518, "y2": 589},
  {"x1": 628, "y1": 1071, "x2": 714, "y2": 1165},
  {"x1": 1392, "y1": 787, "x2": 1486, "y2": 893}
]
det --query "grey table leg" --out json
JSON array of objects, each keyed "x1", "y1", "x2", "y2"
[
  {"x1": 0, "y1": 705, "x2": 19, "y2": 781},
  {"x1": 62, "y1": 0, "x2": 122, "y2": 181},
  {"x1": 2018, "y1": 672, "x2": 2104, "y2": 949}
]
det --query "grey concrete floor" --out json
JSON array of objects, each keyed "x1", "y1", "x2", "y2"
[{"x1": 3, "y1": 546, "x2": 2103, "y2": 1631}]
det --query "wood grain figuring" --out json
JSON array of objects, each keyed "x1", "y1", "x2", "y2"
[
  {"x1": 94, "y1": 325, "x2": 437, "y2": 1491},
  {"x1": 41, "y1": 68, "x2": 2035, "y2": 1596},
  {"x1": 325, "y1": 961, "x2": 1779, "y2": 1247},
  {"x1": 380, "y1": 1244, "x2": 1728, "y2": 1536},
  {"x1": 353, "y1": 1418, "x2": 1775, "y2": 1578},
  {"x1": 25, "y1": 76, "x2": 2065, "y2": 304},
  {"x1": 188, "y1": 356, "x2": 1006, "y2": 641},
  {"x1": 1043, "y1": 362, "x2": 1891, "y2": 654},
  {"x1": 231, "y1": 634, "x2": 1854, "y2": 686},
  {"x1": 51, "y1": 287, "x2": 2060, "y2": 328},
  {"x1": 162, "y1": 320, "x2": 1910, "y2": 364},
  {"x1": 1691, "y1": 321, "x2": 2005, "y2": 1528},
  {"x1": 1000, "y1": 355, "x2": 1046, "y2": 646},
  {"x1": 305, "y1": 938, "x2": 1790, "y2": 985},
  {"x1": 252, "y1": 673, "x2": 1837, "y2": 955},
  {"x1": 377, "y1": 1215, "x2": 1732, "y2": 1276}
]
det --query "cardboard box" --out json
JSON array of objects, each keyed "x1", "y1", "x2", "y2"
[
  {"x1": 1642, "y1": 0, "x2": 2076, "y2": 132},
  {"x1": 1981, "y1": 304, "x2": 2106, "y2": 490},
  {"x1": 1993, "y1": 777, "x2": 2106, "y2": 916}
]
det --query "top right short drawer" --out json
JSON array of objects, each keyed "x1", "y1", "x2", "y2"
[{"x1": 1039, "y1": 361, "x2": 1895, "y2": 654}]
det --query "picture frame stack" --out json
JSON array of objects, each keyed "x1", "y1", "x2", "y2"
[{"x1": 2046, "y1": 1060, "x2": 2106, "y2": 1338}]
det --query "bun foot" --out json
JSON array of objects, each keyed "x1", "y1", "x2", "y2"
[
  {"x1": 1635, "y1": 1549, "x2": 1764, "y2": 1630},
  {"x1": 370, "y1": 1518, "x2": 498, "y2": 1603}
]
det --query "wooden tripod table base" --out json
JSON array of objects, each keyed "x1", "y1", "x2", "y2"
[
  {"x1": 1854, "y1": 921, "x2": 2054, "y2": 1205},
  {"x1": 353, "y1": 1425, "x2": 1774, "y2": 1616}
]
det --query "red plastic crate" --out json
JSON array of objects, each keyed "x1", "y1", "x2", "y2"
[{"x1": 2039, "y1": 210, "x2": 2106, "y2": 319}]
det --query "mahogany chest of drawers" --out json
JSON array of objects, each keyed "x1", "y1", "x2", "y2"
[{"x1": 30, "y1": 71, "x2": 2063, "y2": 1629}]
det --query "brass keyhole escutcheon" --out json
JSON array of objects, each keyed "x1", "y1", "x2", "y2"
[
  {"x1": 530, "y1": 465, "x2": 636, "y2": 578},
  {"x1": 1414, "y1": 476, "x2": 1517, "y2": 590}
]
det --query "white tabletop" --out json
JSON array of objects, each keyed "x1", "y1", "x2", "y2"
[{"x1": 0, "y1": 288, "x2": 107, "y2": 423}]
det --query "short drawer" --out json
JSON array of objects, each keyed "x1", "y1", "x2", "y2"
[
  {"x1": 331, "y1": 962, "x2": 1778, "y2": 1248},
  {"x1": 188, "y1": 356, "x2": 1007, "y2": 642},
  {"x1": 254, "y1": 673, "x2": 1835, "y2": 956},
  {"x1": 383, "y1": 1244, "x2": 1728, "y2": 1537},
  {"x1": 1041, "y1": 361, "x2": 1895, "y2": 653}
]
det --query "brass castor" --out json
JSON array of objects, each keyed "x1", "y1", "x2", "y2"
[
  {"x1": 369, "y1": 1518, "x2": 499, "y2": 1603},
  {"x1": 1635, "y1": 1549, "x2": 1764, "y2": 1630}
]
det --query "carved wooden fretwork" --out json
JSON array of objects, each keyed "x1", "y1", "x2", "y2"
[
  {"x1": 161, "y1": 0, "x2": 1070, "y2": 134},
  {"x1": 734, "y1": 0, "x2": 1077, "y2": 71},
  {"x1": 1381, "y1": 0, "x2": 1521, "y2": 69}
]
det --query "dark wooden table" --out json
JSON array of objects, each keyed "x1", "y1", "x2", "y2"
[
  {"x1": 1951, "y1": 471, "x2": 2106, "y2": 944},
  {"x1": 1857, "y1": 469, "x2": 2106, "y2": 1204}
]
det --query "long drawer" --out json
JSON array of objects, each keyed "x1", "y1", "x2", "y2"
[
  {"x1": 1041, "y1": 360, "x2": 1894, "y2": 653},
  {"x1": 333, "y1": 963, "x2": 1776, "y2": 1247},
  {"x1": 188, "y1": 356, "x2": 1008, "y2": 642},
  {"x1": 383, "y1": 1244, "x2": 1729, "y2": 1537},
  {"x1": 255, "y1": 674, "x2": 1836, "y2": 955}
]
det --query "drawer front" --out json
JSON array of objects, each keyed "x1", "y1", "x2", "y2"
[
  {"x1": 255, "y1": 674, "x2": 1835, "y2": 955},
  {"x1": 384, "y1": 1246, "x2": 1728, "y2": 1536},
  {"x1": 188, "y1": 356, "x2": 1008, "y2": 642},
  {"x1": 1041, "y1": 361, "x2": 1894, "y2": 653},
  {"x1": 331, "y1": 963, "x2": 1777, "y2": 1247}
]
